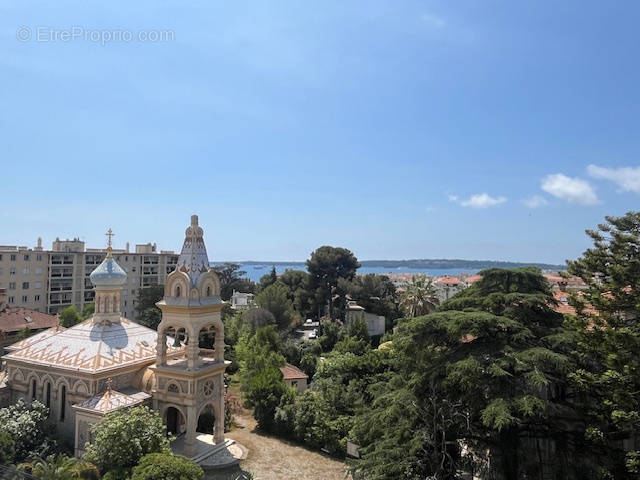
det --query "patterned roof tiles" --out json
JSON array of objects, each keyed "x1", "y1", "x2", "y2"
[{"x1": 3, "y1": 316, "x2": 178, "y2": 373}]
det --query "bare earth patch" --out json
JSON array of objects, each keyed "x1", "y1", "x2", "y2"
[{"x1": 205, "y1": 402, "x2": 350, "y2": 480}]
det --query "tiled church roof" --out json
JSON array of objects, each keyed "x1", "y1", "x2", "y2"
[
  {"x1": 75, "y1": 386, "x2": 150, "y2": 414},
  {"x1": 5, "y1": 325, "x2": 66, "y2": 352},
  {"x1": 3, "y1": 317, "x2": 178, "y2": 373}
]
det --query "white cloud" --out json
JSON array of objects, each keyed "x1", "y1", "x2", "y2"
[
  {"x1": 587, "y1": 164, "x2": 640, "y2": 194},
  {"x1": 449, "y1": 193, "x2": 506, "y2": 209},
  {"x1": 541, "y1": 174, "x2": 598, "y2": 205},
  {"x1": 523, "y1": 195, "x2": 548, "y2": 208}
]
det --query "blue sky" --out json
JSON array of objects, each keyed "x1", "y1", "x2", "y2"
[{"x1": 1, "y1": 1, "x2": 639, "y2": 264}]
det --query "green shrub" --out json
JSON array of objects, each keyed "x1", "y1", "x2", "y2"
[
  {"x1": 83, "y1": 406, "x2": 170, "y2": 474},
  {"x1": 130, "y1": 453, "x2": 204, "y2": 480}
]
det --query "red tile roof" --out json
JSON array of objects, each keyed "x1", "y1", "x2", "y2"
[
  {"x1": 280, "y1": 363, "x2": 308, "y2": 380},
  {"x1": 0, "y1": 307, "x2": 58, "y2": 335},
  {"x1": 465, "y1": 275, "x2": 482, "y2": 283},
  {"x1": 436, "y1": 275, "x2": 461, "y2": 285}
]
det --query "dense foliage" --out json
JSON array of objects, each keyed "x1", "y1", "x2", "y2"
[
  {"x1": 59, "y1": 306, "x2": 83, "y2": 328},
  {"x1": 213, "y1": 263, "x2": 256, "y2": 300},
  {"x1": 567, "y1": 211, "x2": 640, "y2": 476},
  {"x1": 130, "y1": 453, "x2": 203, "y2": 480},
  {"x1": 20, "y1": 454, "x2": 99, "y2": 480},
  {"x1": 135, "y1": 285, "x2": 164, "y2": 330},
  {"x1": 83, "y1": 406, "x2": 170, "y2": 476},
  {"x1": 351, "y1": 268, "x2": 588, "y2": 478},
  {"x1": 0, "y1": 399, "x2": 53, "y2": 462},
  {"x1": 254, "y1": 282, "x2": 295, "y2": 330},
  {"x1": 306, "y1": 246, "x2": 360, "y2": 319}
]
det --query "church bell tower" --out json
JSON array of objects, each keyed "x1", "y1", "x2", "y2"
[{"x1": 152, "y1": 215, "x2": 228, "y2": 457}]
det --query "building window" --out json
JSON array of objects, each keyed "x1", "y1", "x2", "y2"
[
  {"x1": 35, "y1": 295, "x2": 40, "y2": 301},
  {"x1": 21, "y1": 295, "x2": 28, "y2": 302},
  {"x1": 31, "y1": 379, "x2": 37, "y2": 400},
  {"x1": 35, "y1": 267, "x2": 43, "y2": 275},
  {"x1": 22, "y1": 282, "x2": 29, "y2": 289},
  {"x1": 10, "y1": 254, "x2": 16, "y2": 261},
  {"x1": 59, "y1": 385, "x2": 67, "y2": 421},
  {"x1": 44, "y1": 382, "x2": 51, "y2": 409},
  {"x1": 0, "y1": 254, "x2": 2, "y2": 260},
  {"x1": 35, "y1": 282, "x2": 42, "y2": 289},
  {"x1": 9, "y1": 268, "x2": 15, "y2": 275},
  {"x1": 24, "y1": 254, "x2": 29, "y2": 261},
  {"x1": 8, "y1": 282, "x2": 16, "y2": 290},
  {"x1": 36, "y1": 254, "x2": 42, "y2": 261},
  {"x1": 132, "y1": 267, "x2": 136, "y2": 272},
  {"x1": 23, "y1": 268, "x2": 29, "y2": 275},
  {"x1": 0, "y1": 268, "x2": 3, "y2": 276},
  {"x1": 8, "y1": 296, "x2": 14, "y2": 303}
]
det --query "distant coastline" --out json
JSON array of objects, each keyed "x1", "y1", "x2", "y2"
[
  {"x1": 224, "y1": 259, "x2": 567, "y2": 271},
  {"x1": 212, "y1": 259, "x2": 566, "y2": 282}
]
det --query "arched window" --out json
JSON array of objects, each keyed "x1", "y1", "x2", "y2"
[
  {"x1": 175, "y1": 285, "x2": 181, "y2": 297},
  {"x1": 45, "y1": 382, "x2": 51, "y2": 408},
  {"x1": 206, "y1": 286, "x2": 211, "y2": 297},
  {"x1": 59, "y1": 385, "x2": 67, "y2": 422},
  {"x1": 30, "y1": 379, "x2": 37, "y2": 400}
]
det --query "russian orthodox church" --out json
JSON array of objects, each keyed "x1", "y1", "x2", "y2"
[{"x1": 0, "y1": 215, "x2": 229, "y2": 459}]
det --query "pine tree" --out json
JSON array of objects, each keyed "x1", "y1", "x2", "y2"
[{"x1": 567, "y1": 211, "x2": 640, "y2": 477}]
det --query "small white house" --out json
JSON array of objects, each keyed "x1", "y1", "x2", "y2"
[
  {"x1": 345, "y1": 301, "x2": 386, "y2": 337},
  {"x1": 280, "y1": 363, "x2": 308, "y2": 394},
  {"x1": 231, "y1": 290, "x2": 254, "y2": 310}
]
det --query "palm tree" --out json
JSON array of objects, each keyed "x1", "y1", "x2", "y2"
[
  {"x1": 398, "y1": 275, "x2": 440, "y2": 317},
  {"x1": 20, "y1": 454, "x2": 98, "y2": 480}
]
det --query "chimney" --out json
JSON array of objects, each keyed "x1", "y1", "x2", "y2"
[{"x1": 125, "y1": 242, "x2": 130, "y2": 253}]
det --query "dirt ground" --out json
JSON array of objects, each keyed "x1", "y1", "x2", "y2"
[{"x1": 205, "y1": 400, "x2": 351, "y2": 480}]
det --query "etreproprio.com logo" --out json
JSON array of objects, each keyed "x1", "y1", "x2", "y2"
[{"x1": 16, "y1": 26, "x2": 175, "y2": 45}]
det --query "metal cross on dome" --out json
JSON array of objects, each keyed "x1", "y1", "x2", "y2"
[{"x1": 105, "y1": 228, "x2": 115, "y2": 248}]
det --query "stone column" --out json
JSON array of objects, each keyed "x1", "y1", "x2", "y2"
[
  {"x1": 156, "y1": 331, "x2": 167, "y2": 366},
  {"x1": 183, "y1": 405, "x2": 198, "y2": 458},
  {"x1": 214, "y1": 335, "x2": 225, "y2": 363},
  {"x1": 187, "y1": 327, "x2": 200, "y2": 370},
  {"x1": 214, "y1": 373, "x2": 225, "y2": 444}
]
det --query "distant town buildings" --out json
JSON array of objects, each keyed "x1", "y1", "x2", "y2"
[{"x1": 0, "y1": 237, "x2": 179, "y2": 319}]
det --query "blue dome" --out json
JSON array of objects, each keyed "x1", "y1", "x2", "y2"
[{"x1": 90, "y1": 253, "x2": 127, "y2": 287}]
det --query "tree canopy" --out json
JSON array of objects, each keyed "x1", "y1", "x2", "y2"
[
  {"x1": 567, "y1": 211, "x2": 640, "y2": 476},
  {"x1": 134, "y1": 285, "x2": 164, "y2": 330},
  {"x1": 255, "y1": 282, "x2": 295, "y2": 330},
  {"x1": 59, "y1": 306, "x2": 83, "y2": 328},
  {"x1": 213, "y1": 263, "x2": 255, "y2": 301},
  {"x1": 83, "y1": 406, "x2": 170, "y2": 476},
  {"x1": 306, "y1": 246, "x2": 360, "y2": 319},
  {"x1": 353, "y1": 268, "x2": 584, "y2": 479}
]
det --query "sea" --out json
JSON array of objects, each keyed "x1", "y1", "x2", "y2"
[{"x1": 212, "y1": 263, "x2": 481, "y2": 283}]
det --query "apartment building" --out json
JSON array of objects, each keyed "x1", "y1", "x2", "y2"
[{"x1": 0, "y1": 238, "x2": 178, "y2": 319}]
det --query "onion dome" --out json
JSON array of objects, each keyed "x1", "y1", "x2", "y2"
[{"x1": 90, "y1": 229, "x2": 127, "y2": 288}]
